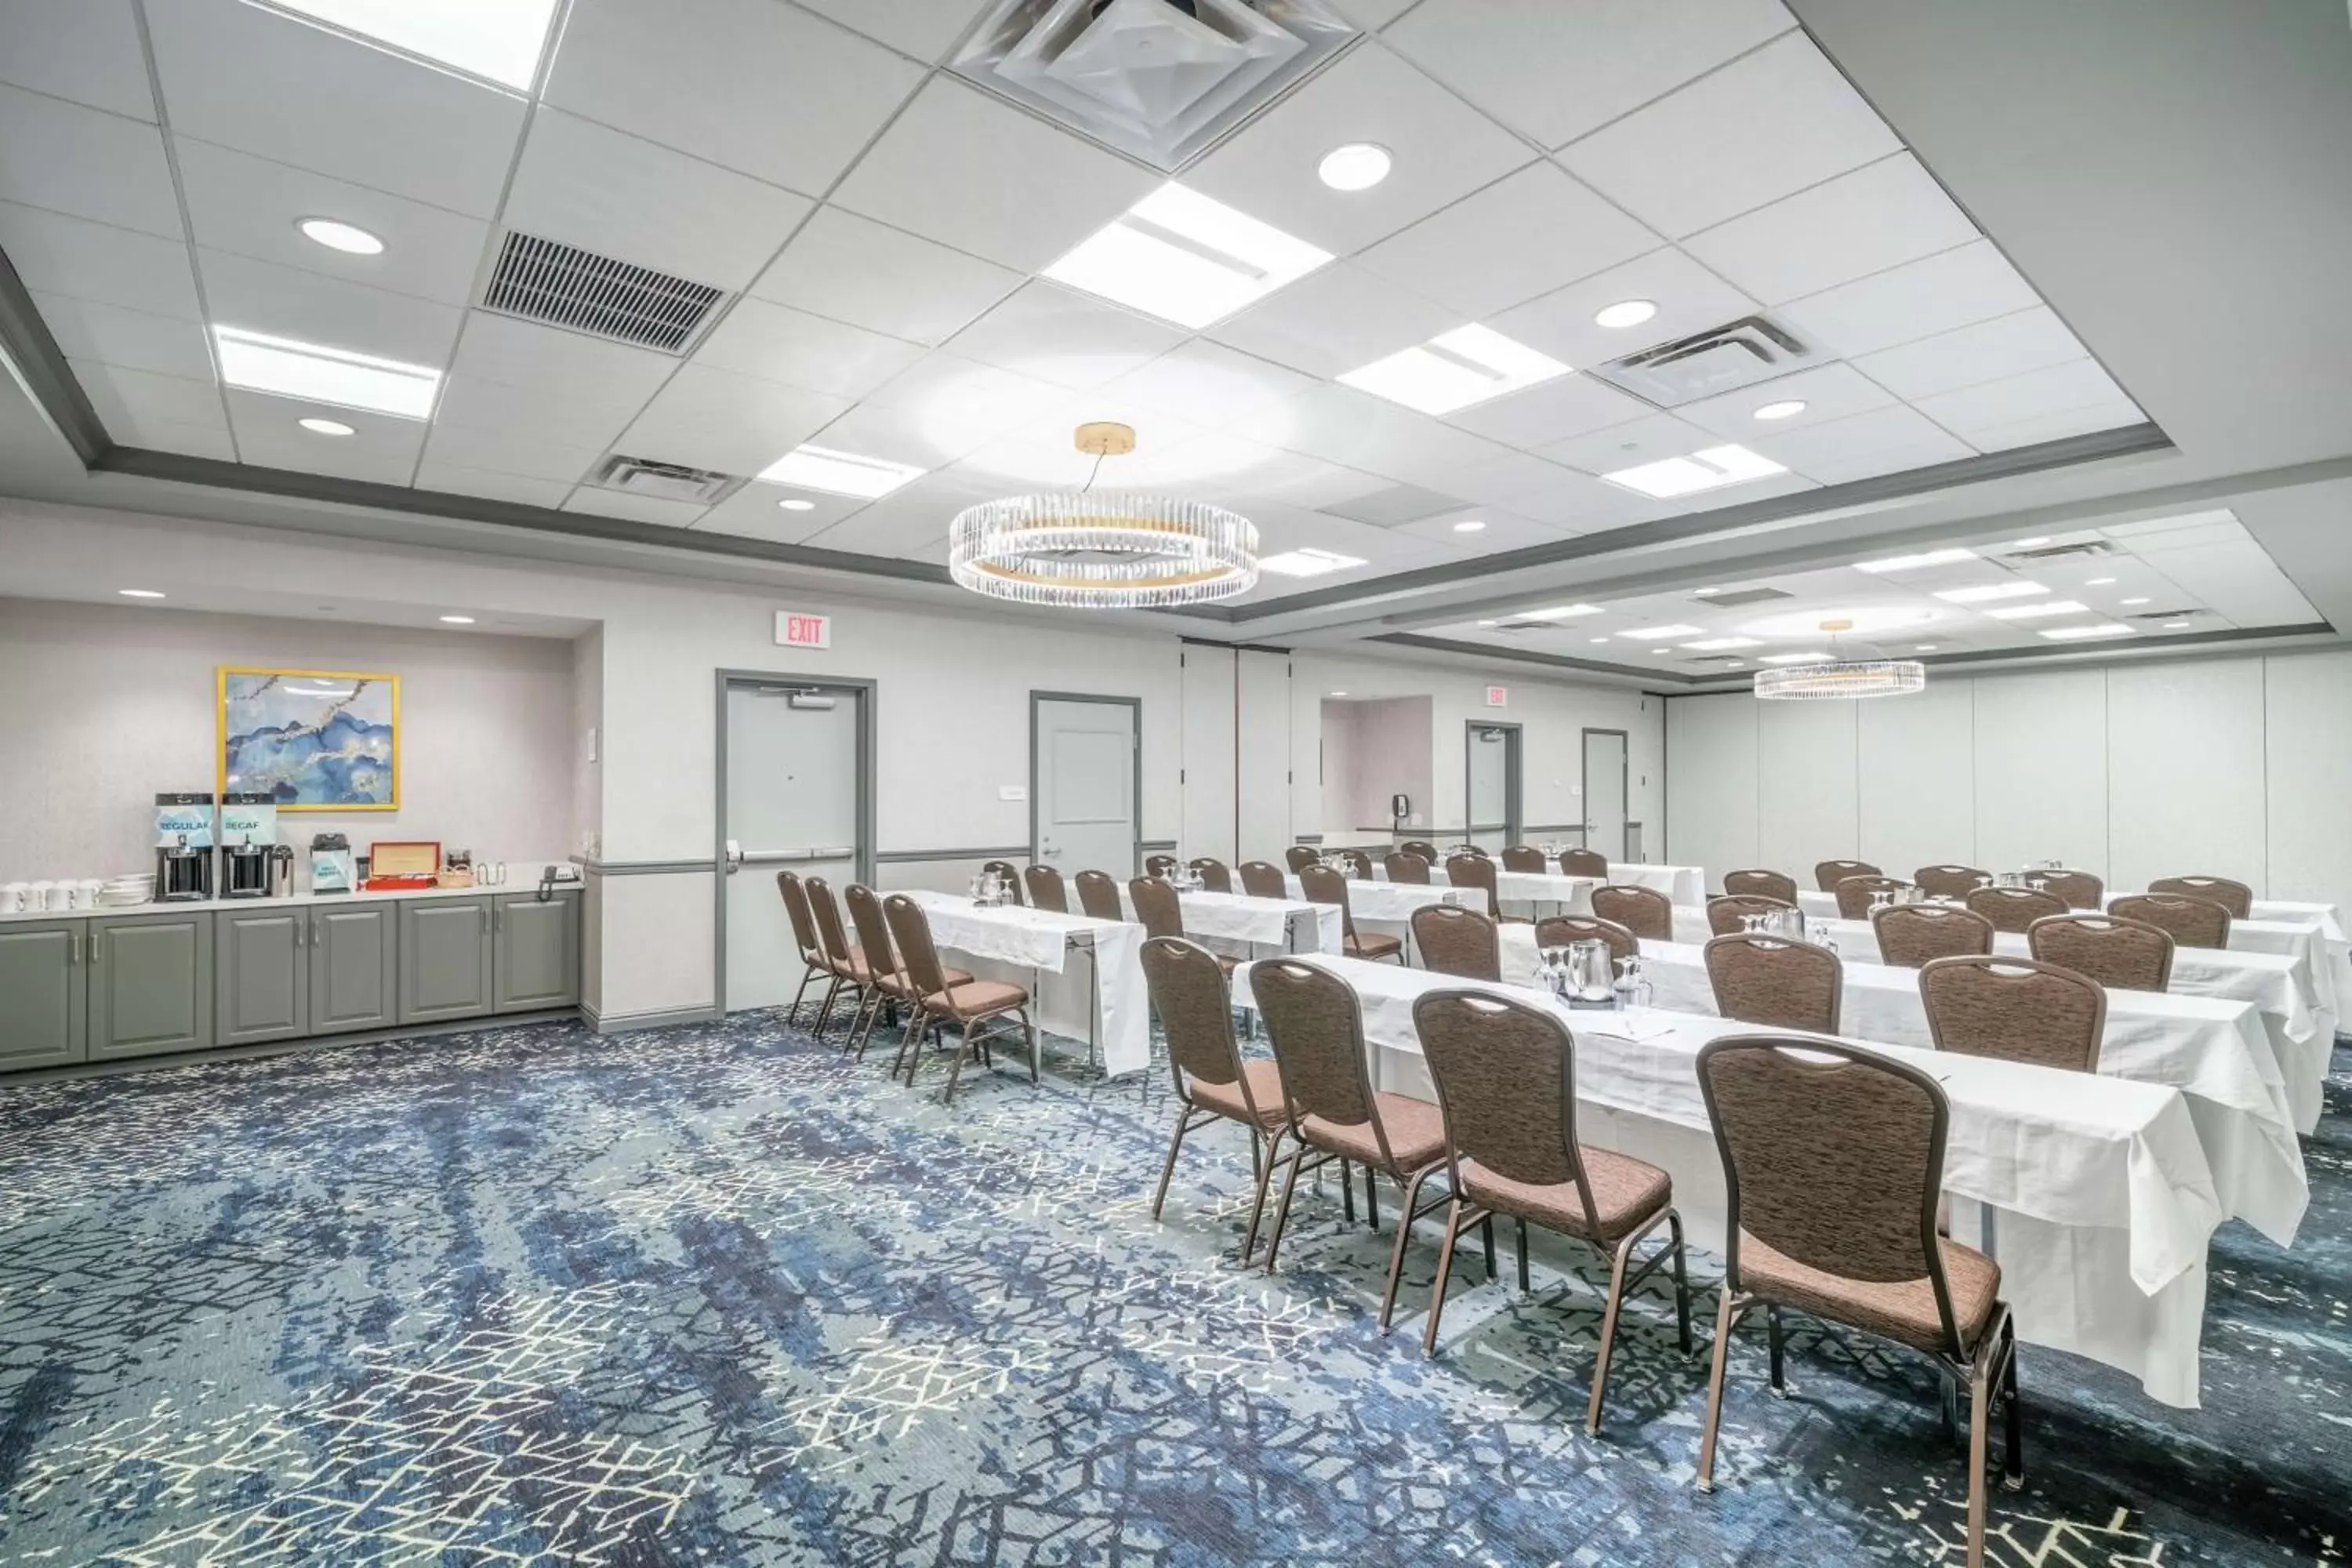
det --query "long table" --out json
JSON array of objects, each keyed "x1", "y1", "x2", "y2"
[
  {"x1": 1232, "y1": 953, "x2": 2223, "y2": 1407},
  {"x1": 895, "y1": 891, "x2": 1149, "y2": 1076},
  {"x1": 1364, "y1": 861, "x2": 1709, "y2": 909},
  {"x1": 1118, "y1": 886, "x2": 1341, "y2": 956}
]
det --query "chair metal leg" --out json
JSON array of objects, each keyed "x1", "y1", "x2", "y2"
[
  {"x1": 1965, "y1": 1347, "x2": 1994, "y2": 1568},
  {"x1": 1262, "y1": 1143, "x2": 1312, "y2": 1274},
  {"x1": 1341, "y1": 1160, "x2": 1356, "y2": 1225},
  {"x1": 1767, "y1": 1305, "x2": 1790, "y2": 1396},
  {"x1": 1241, "y1": 1127, "x2": 1286, "y2": 1264},
  {"x1": 1022, "y1": 1008, "x2": 1040, "y2": 1083},
  {"x1": 1668, "y1": 1211, "x2": 1693, "y2": 1355},
  {"x1": 1696, "y1": 1290, "x2": 1745, "y2": 1492},
  {"x1": 1421, "y1": 1199, "x2": 1470, "y2": 1357},
  {"x1": 1585, "y1": 1229, "x2": 1638, "y2": 1436},
  {"x1": 845, "y1": 986, "x2": 884, "y2": 1058},
  {"x1": 1480, "y1": 1214, "x2": 1497, "y2": 1282},
  {"x1": 1364, "y1": 1163, "x2": 1379, "y2": 1229},
  {"x1": 2001, "y1": 1318, "x2": 2025, "y2": 1489},
  {"x1": 1151, "y1": 1107, "x2": 1199, "y2": 1221},
  {"x1": 1378, "y1": 1163, "x2": 1436, "y2": 1333},
  {"x1": 887, "y1": 1006, "x2": 922, "y2": 1078},
  {"x1": 786, "y1": 965, "x2": 818, "y2": 1025},
  {"x1": 1515, "y1": 1217, "x2": 1530, "y2": 1295},
  {"x1": 811, "y1": 975, "x2": 844, "y2": 1036}
]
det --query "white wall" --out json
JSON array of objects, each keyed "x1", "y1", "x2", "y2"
[{"x1": 1319, "y1": 696, "x2": 1433, "y2": 840}]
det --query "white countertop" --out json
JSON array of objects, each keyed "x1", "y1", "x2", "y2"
[{"x1": 0, "y1": 876, "x2": 579, "y2": 924}]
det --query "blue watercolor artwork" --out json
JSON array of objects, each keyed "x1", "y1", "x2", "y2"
[{"x1": 218, "y1": 669, "x2": 399, "y2": 810}]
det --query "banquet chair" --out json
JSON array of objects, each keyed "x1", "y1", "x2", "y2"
[
  {"x1": 1024, "y1": 865, "x2": 1069, "y2": 912},
  {"x1": 1412, "y1": 905, "x2": 1501, "y2": 982},
  {"x1": 1707, "y1": 893, "x2": 1795, "y2": 937},
  {"x1": 1239, "y1": 860, "x2": 1287, "y2": 900},
  {"x1": 1284, "y1": 846, "x2": 1321, "y2": 873},
  {"x1": 1534, "y1": 915, "x2": 1638, "y2": 967},
  {"x1": 1336, "y1": 848, "x2": 1374, "y2": 880},
  {"x1": 1915, "y1": 864, "x2": 1991, "y2": 900},
  {"x1": 1446, "y1": 853, "x2": 1530, "y2": 924},
  {"x1": 1963, "y1": 885, "x2": 2067, "y2": 934},
  {"x1": 1722, "y1": 868, "x2": 1799, "y2": 904},
  {"x1": 803, "y1": 876, "x2": 870, "y2": 1043},
  {"x1": 1871, "y1": 904, "x2": 1994, "y2": 968},
  {"x1": 1814, "y1": 858, "x2": 1880, "y2": 892},
  {"x1": 1145, "y1": 854, "x2": 1180, "y2": 879},
  {"x1": 1299, "y1": 863, "x2": 1403, "y2": 963},
  {"x1": 1252, "y1": 960, "x2": 1449, "y2": 1328},
  {"x1": 982, "y1": 859, "x2": 1026, "y2": 904},
  {"x1": 2148, "y1": 875, "x2": 2253, "y2": 920},
  {"x1": 2110, "y1": 892, "x2": 2232, "y2": 950},
  {"x1": 843, "y1": 882, "x2": 971, "y2": 1062},
  {"x1": 1703, "y1": 933, "x2": 1842, "y2": 1033},
  {"x1": 1401, "y1": 840, "x2": 1440, "y2": 862},
  {"x1": 1560, "y1": 847, "x2": 1610, "y2": 879},
  {"x1": 882, "y1": 893, "x2": 1036, "y2": 1102},
  {"x1": 1385, "y1": 851, "x2": 1432, "y2": 884},
  {"x1": 1130, "y1": 877, "x2": 1236, "y2": 975},
  {"x1": 2027, "y1": 914, "x2": 2173, "y2": 992},
  {"x1": 1413, "y1": 989, "x2": 1690, "y2": 1428},
  {"x1": 1833, "y1": 875, "x2": 1914, "y2": 919},
  {"x1": 1920, "y1": 955, "x2": 2106, "y2": 1074},
  {"x1": 1074, "y1": 869, "x2": 1124, "y2": 922},
  {"x1": 1592, "y1": 884, "x2": 1674, "y2": 942},
  {"x1": 1188, "y1": 856, "x2": 1232, "y2": 894},
  {"x1": 2034, "y1": 869, "x2": 2104, "y2": 909},
  {"x1": 1140, "y1": 937, "x2": 1287, "y2": 1260},
  {"x1": 774, "y1": 871, "x2": 829, "y2": 1026},
  {"x1": 1694, "y1": 1035, "x2": 2020, "y2": 1568},
  {"x1": 1501, "y1": 845, "x2": 1547, "y2": 873}
]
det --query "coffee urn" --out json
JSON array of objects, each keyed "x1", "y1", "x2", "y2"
[{"x1": 154, "y1": 793, "x2": 216, "y2": 902}]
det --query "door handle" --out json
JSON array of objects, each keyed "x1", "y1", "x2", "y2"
[{"x1": 723, "y1": 839, "x2": 742, "y2": 875}]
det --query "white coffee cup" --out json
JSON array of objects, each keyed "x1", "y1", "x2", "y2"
[{"x1": 0, "y1": 884, "x2": 24, "y2": 913}]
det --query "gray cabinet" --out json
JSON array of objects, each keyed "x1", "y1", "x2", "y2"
[
  {"x1": 311, "y1": 902, "x2": 397, "y2": 1035},
  {"x1": 495, "y1": 892, "x2": 580, "y2": 1013},
  {"x1": 0, "y1": 920, "x2": 87, "y2": 1070},
  {"x1": 216, "y1": 906, "x2": 309, "y2": 1046},
  {"x1": 398, "y1": 897, "x2": 492, "y2": 1025},
  {"x1": 88, "y1": 910, "x2": 213, "y2": 1061}
]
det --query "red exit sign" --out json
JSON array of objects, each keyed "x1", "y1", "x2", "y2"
[
  {"x1": 775, "y1": 611, "x2": 832, "y2": 650},
  {"x1": 1485, "y1": 684, "x2": 1508, "y2": 707}
]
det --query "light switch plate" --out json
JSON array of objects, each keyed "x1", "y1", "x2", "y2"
[{"x1": 999, "y1": 784, "x2": 1028, "y2": 802}]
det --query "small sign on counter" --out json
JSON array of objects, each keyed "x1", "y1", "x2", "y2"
[{"x1": 775, "y1": 610, "x2": 832, "y2": 650}]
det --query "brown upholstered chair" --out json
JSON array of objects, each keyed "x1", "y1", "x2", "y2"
[
  {"x1": 1131, "y1": 877, "x2": 1237, "y2": 975},
  {"x1": 2034, "y1": 869, "x2": 2103, "y2": 909},
  {"x1": 1188, "y1": 857, "x2": 1232, "y2": 894},
  {"x1": 1964, "y1": 885, "x2": 2067, "y2": 934},
  {"x1": 1445, "y1": 853, "x2": 1530, "y2": 924},
  {"x1": 1500, "y1": 845, "x2": 1546, "y2": 873},
  {"x1": 1283, "y1": 845, "x2": 1321, "y2": 873},
  {"x1": 1238, "y1": 860, "x2": 1287, "y2": 900},
  {"x1": 803, "y1": 876, "x2": 869, "y2": 1040},
  {"x1": 1706, "y1": 893, "x2": 1795, "y2": 937},
  {"x1": 1384, "y1": 851, "x2": 1432, "y2": 884},
  {"x1": 1074, "y1": 869, "x2": 1124, "y2": 922},
  {"x1": 882, "y1": 893, "x2": 1036, "y2": 1101},
  {"x1": 1592, "y1": 884, "x2": 1674, "y2": 942},
  {"x1": 1813, "y1": 858, "x2": 1880, "y2": 892},
  {"x1": 1024, "y1": 865, "x2": 1069, "y2": 912},
  {"x1": 1400, "y1": 840, "x2": 1440, "y2": 862},
  {"x1": 1915, "y1": 864, "x2": 1991, "y2": 900},
  {"x1": 2110, "y1": 892, "x2": 2231, "y2": 950},
  {"x1": 2027, "y1": 914, "x2": 2172, "y2": 992},
  {"x1": 1704, "y1": 932, "x2": 1842, "y2": 1033},
  {"x1": 1335, "y1": 848, "x2": 1374, "y2": 880},
  {"x1": 1139, "y1": 936, "x2": 1286, "y2": 1258},
  {"x1": 1920, "y1": 955, "x2": 2107, "y2": 1073},
  {"x1": 1833, "y1": 875, "x2": 1913, "y2": 920},
  {"x1": 1412, "y1": 905, "x2": 1501, "y2": 982},
  {"x1": 1252, "y1": 959, "x2": 1449, "y2": 1328},
  {"x1": 1534, "y1": 915, "x2": 1638, "y2": 967},
  {"x1": 1560, "y1": 847, "x2": 1610, "y2": 879},
  {"x1": 775, "y1": 870, "x2": 829, "y2": 1025},
  {"x1": 1694, "y1": 1035, "x2": 2020, "y2": 1565},
  {"x1": 2148, "y1": 874, "x2": 2252, "y2": 920},
  {"x1": 1298, "y1": 863, "x2": 1403, "y2": 962},
  {"x1": 982, "y1": 859, "x2": 1025, "y2": 905},
  {"x1": 844, "y1": 883, "x2": 971, "y2": 1061},
  {"x1": 1871, "y1": 904, "x2": 1994, "y2": 968},
  {"x1": 1723, "y1": 868, "x2": 1798, "y2": 903},
  {"x1": 1145, "y1": 854, "x2": 1179, "y2": 879}
]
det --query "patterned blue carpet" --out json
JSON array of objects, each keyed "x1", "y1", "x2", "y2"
[{"x1": 1, "y1": 1011, "x2": 2345, "y2": 1566}]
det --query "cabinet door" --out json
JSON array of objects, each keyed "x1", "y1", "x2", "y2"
[
  {"x1": 311, "y1": 902, "x2": 398, "y2": 1035},
  {"x1": 398, "y1": 898, "x2": 492, "y2": 1025},
  {"x1": 88, "y1": 911, "x2": 214, "y2": 1061},
  {"x1": 0, "y1": 920, "x2": 88, "y2": 1070},
  {"x1": 494, "y1": 892, "x2": 580, "y2": 1012},
  {"x1": 215, "y1": 906, "x2": 309, "y2": 1046}
]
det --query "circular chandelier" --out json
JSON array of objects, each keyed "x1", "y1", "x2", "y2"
[
  {"x1": 1754, "y1": 619, "x2": 1926, "y2": 701},
  {"x1": 949, "y1": 423, "x2": 1259, "y2": 609}
]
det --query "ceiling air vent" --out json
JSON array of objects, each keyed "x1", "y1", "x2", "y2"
[
  {"x1": 589, "y1": 456, "x2": 746, "y2": 506},
  {"x1": 481, "y1": 232, "x2": 727, "y2": 354},
  {"x1": 1690, "y1": 586, "x2": 1792, "y2": 609},
  {"x1": 2126, "y1": 607, "x2": 2204, "y2": 622},
  {"x1": 1588, "y1": 314, "x2": 1815, "y2": 408},
  {"x1": 2001, "y1": 539, "x2": 2118, "y2": 561}
]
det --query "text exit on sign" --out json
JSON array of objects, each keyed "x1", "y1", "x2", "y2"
[{"x1": 775, "y1": 610, "x2": 831, "y2": 649}]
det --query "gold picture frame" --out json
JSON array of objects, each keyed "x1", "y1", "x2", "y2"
[{"x1": 216, "y1": 666, "x2": 401, "y2": 811}]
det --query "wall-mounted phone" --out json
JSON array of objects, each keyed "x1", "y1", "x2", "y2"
[{"x1": 1390, "y1": 793, "x2": 1411, "y2": 832}]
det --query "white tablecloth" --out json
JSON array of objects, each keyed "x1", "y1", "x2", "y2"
[
  {"x1": 897, "y1": 891, "x2": 1149, "y2": 1076},
  {"x1": 1494, "y1": 869, "x2": 1600, "y2": 909},
  {"x1": 1119, "y1": 887, "x2": 1341, "y2": 954},
  {"x1": 1608, "y1": 862, "x2": 1708, "y2": 906},
  {"x1": 1283, "y1": 874, "x2": 1479, "y2": 924},
  {"x1": 1232, "y1": 954, "x2": 2223, "y2": 1407}
]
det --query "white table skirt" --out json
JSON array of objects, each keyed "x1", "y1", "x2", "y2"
[
  {"x1": 1118, "y1": 887, "x2": 1341, "y2": 954},
  {"x1": 1232, "y1": 954, "x2": 2223, "y2": 1407},
  {"x1": 1608, "y1": 862, "x2": 1708, "y2": 906},
  {"x1": 1494, "y1": 869, "x2": 1600, "y2": 909},
  {"x1": 896, "y1": 891, "x2": 1150, "y2": 1076},
  {"x1": 1283, "y1": 874, "x2": 1479, "y2": 926}
]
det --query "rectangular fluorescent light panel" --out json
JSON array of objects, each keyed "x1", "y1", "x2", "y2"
[
  {"x1": 1602, "y1": 444, "x2": 1787, "y2": 499},
  {"x1": 1518, "y1": 603, "x2": 1602, "y2": 620},
  {"x1": 1984, "y1": 599, "x2": 2089, "y2": 621},
  {"x1": 1258, "y1": 547, "x2": 1367, "y2": 579},
  {"x1": 1682, "y1": 637, "x2": 1762, "y2": 651},
  {"x1": 1619, "y1": 622, "x2": 1704, "y2": 640},
  {"x1": 1853, "y1": 547, "x2": 1976, "y2": 573},
  {"x1": 212, "y1": 325, "x2": 440, "y2": 418},
  {"x1": 262, "y1": 1, "x2": 561, "y2": 91},
  {"x1": 1338, "y1": 325, "x2": 1570, "y2": 416},
  {"x1": 1934, "y1": 581, "x2": 2047, "y2": 604},
  {"x1": 758, "y1": 445, "x2": 925, "y2": 498},
  {"x1": 2040, "y1": 622, "x2": 2136, "y2": 641},
  {"x1": 1044, "y1": 182, "x2": 1332, "y2": 330},
  {"x1": 1759, "y1": 651, "x2": 1829, "y2": 664}
]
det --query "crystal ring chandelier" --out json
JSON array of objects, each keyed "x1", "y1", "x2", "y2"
[
  {"x1": 949, "y1": 423, "x2": 1259, "y2": 608},
  {"x1": 1753, "y1": 619, "x2": 1926, "y2": 700}
]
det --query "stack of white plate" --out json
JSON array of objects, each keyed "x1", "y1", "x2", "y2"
[{"x1": 97, "y1": 873, "x2": 154, "y2": 908}]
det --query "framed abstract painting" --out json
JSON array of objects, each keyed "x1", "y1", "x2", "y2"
[{"x1": 217, "y1": 667, "x2": 401, "y2": 811}]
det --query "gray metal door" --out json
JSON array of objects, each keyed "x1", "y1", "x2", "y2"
[
  {"x1": 216, "y1": 906, "x2": 309, "y2": 1046},
  {"x1": 724, "y1": 681, "x2": 865, "y2": 1013},
  {"x1": 88, "y1": 911, "x2": 214, "y2": 1060},
  {"x1": 312, "y1": 902, "x2": 397, "y2": 1034},
  {"x1": 0, "y1": 920, "x2": 86, "y2": 1069},
  {"x1": 1583, "y1": 728, "x2": 1630, "y2": 862},
  {"x1": 1466, "y1": 723, "x2": 1518, "y2": 851},
  {"x1": 1034, "y1": 695, "x2": 1138, "y2": 879}
]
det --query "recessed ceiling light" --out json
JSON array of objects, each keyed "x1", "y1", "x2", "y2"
[
  {"x1": 295, "y1": 217, "x2": 383, "y2": 256},
  {"x1": 1329, "y1": 690, "x2": 1349, "y2": 697},
  {"x1": 1594, "y1": 299, "x2": 1657, "y2": 329},
  {"x1": 1451, "y1": 519, "x2": 1486, "y2": 532},
  {"x1": 1759, "y1": 651, "x2": 1828, "y2": 665},
  {"x1": 1338, "y1": 324, "x2": 1570, "y2": 416},
  {"x1": 1044, "y1": 181, "x2": 1333, "y2": 329},
  {"x1": 2086, "y1": 576, "x2": 2118, "y2": 586},
  {"x1": 2041, "y1": 622, "x2": 2136, "y2": 641},
  {"x1": 297, "y1": 416, "x2": 355, "y2": 437},
  {"x1": 1853, "y1": 547, "x2": 1976, "y2": 573},
  {"x1": 439, "y1": 615, "x2": 475, "y2": 625},
  {"x1": 2122, "y1": 596, "x2": 2151, "y2": 605},
  {"x1": 1984, "y1": 599, "x2": 2089, "y2": 621},
  {"x1": 265, "y1": 0, "x2": 562, "y2": 91},
  {"x1": 778, "y1": 499, "x2": 816, "y2": 512},
  {"x1": 757, "y1": 445, "x2": 924, "y2": 499},
  {"x1": 1590, "y1": 637, "x2": 1609, "y2": 644},
  {"x1": 1476, "y1": 619, "x2": 1497, "y2": 626},
  {"x1": 1934, "y1": 581, "x2": 2045, "y2": 604},
  {"x1": 1752, "y1": 400, "x2": 1806, "y2": 421},
  {"x1": 2163, "y1": 620, "x2": 2190, "y2": 629},
  {"x1": 1316, "y1": 143, "x2": 1392, "y2": 191},
  {"x1": 1682, "y1": 636, "x2": 1762, "y2": 651},
  {"x1": 1519, "y1": 604, "x2": 1602, "y2": 620},
  {"x1": 1650, "y1": 648, "x2": 1671, "y2": 655},
  {"x1": 1258, "y1": 547, "x2": 1367, "y2": 579},
  {"x1": 2010, "y1": 536, "x2": 2053, "y2": 548},
  {"x1": 212, "y1": 326, "x2": 439, "y2": 418},
  {"x1": 118, "y1": 588, "x2": 165, "y2": 599},
  {"x1": 1915, "y1": 644, "x2": 1937, "y2": 652},
  {"x1": 1694, "y1": 586, "x2": 1723, "y2": 596},
  {"x1": 1621, "y1": 622, "x2": 1704, "y2": 639},
  {"x1": 1602, "y1": 445, "x2": 1787, "y2": 499}
]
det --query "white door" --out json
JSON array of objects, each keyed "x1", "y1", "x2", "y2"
[
  {"x1": 1584, "y1": 728, "x2": 1628, "y2": 862},
  {"x1": 1035, "y1": 698, "x2": 1138, "y2": 881},
  {"x1": 1468, "y1": 724, "x2": 1512, "y2": 850},
  {"x1": 723, "y1": 682, "x2": 862, "y2": 1012}
]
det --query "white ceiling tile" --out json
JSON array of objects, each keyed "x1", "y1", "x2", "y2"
[
  {"x1": 195, "y1": 249, "x2": 464, "y2": 366},
  {"x1": 1332, "y1": 0, "x2": 1422, "y2": 24},
  {"x1": 692, "y1": 297, "x2": 924, "y2": 400},
  {"x1": 1096, "y1": 341, "x2": 1322, "y2": 431},
  {"x1": 172, "y1": 138, "x2": 493, "y2": 305},
  {"x1": 1488, "y1": 247, "x2": 1755, "y2": 369},
  {"x1": 1852, "y1": 307, "x2": 2089, "y2": 403},
  {"x1": 419, "y1": 422, "x2": 602, "y2": 485},
  {"x1": 1559, "y1": 31, "x2": 1897, "y2": 239},
  {"x1": 793, "y1": 0, "x2": 988, "y2": 63},
  {"x1": 1682, "y1": 154, "x2": 1980, "y2": 305},
  {"x1": 70, "y1": 359, "x2": 227, "y2": 441},
  {"x1": 413, "y1": 460, "x2": 574, "y2": 510},
  {"x1": 1390, "y1": 507, "x2": 1573, "y2": 552},
  {"x1": 1182, "y1": 44, "x2": 1536, "y2": 257},
  {"x1": 830, "y1": 78, "x2": 1158, "y2": 272},
  {"x1": 747, "y1": 205, "x2": 1021, "y2": 347},
  {"x1": 1775, "y1": 240, "x2": 2041, "y2": 358},
  {"x1": 144, "y1": 0, "x2": 526, "y2": 218},
  {"x1": 1674, "y1": 361, "x2": 1896, "y2": 440},
  {"x1": 1742, "y1": 403, "x2": 1972, "y2": 485},
  {"x1": 432, "y1": 372, "x2": 647, "y2": 452},
  {"x1": 1911, "y1": 358, "x2": 2132, "y2": 437},
  {"x1": 802, "y1": 471, "x2": 996, "y2": 557},
  {"x1": 1228, "y1": 383, "x2": 1512, "y2": 486},
  {"x1": 1385, "y1": 0, "x2": 1795, "y2": 150},
  {"x1": 615, "y1": 362, "x2": 849, "y2": 474},
  {"x1": 692, "y1": 480, "x2": 866, "y2": 542},
  {"x1": 125, "y1": 420, "x2": 240, "y2": 463},
  {"x1": 502, "y1": 109, "x2": 813, "y2": 291},
  {"x1": 1154, "y1": 434, "x2": 1375, "y2": 506},
  {"x1": 1443, "y1": 372, "x2": 1656, "y2": 448},
  {"x1": 1204, "y1": 261, "x2": 1457, "y2": 379},
  {"x1": 1428, "y1": 451, "x2": 1633, "y2": 525},
  {"x1": 944, "y1": 281, "x2": 1189, "y2": 389},
  {"x1": 1537, "y1": 410, "x2": 1718, "y2": 474},
  {"x1": 1958, "y1": 397, "x2": 2147, "y2": 453},
  {"x1": 0, "y1": 85, "x2": 181, "y2": 238},
  {"x1": 561, "y1": 488, "x2": 709, "y2": 527},
  {"x1": 810, "y1": 350, "x2": 1068, "y2": 466},
  {"x1": 1673, "y1": 469, "x2": 1817, "y2": 513},
  {"x1": 447, "y1": 313, "x2": 677, "y2": 403},
  {"x1": 0, "y1": 201, "x2": 200, "y2": 318},
  {"x1": 545, "y1": 0, "x2": 921, "y2": 194},
  {"x1": 225, "y1": 388, "x2": 425, "y2": 483},
  {"x1": 1354, "y1": 162, "x2": 1659, "y2": 319},
  {"x1": 31, "y1": 292, "x2": 212, "y2": 379},
  {"x1": 0, "y1": 0, "x2": 153, "y2": 118}
]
